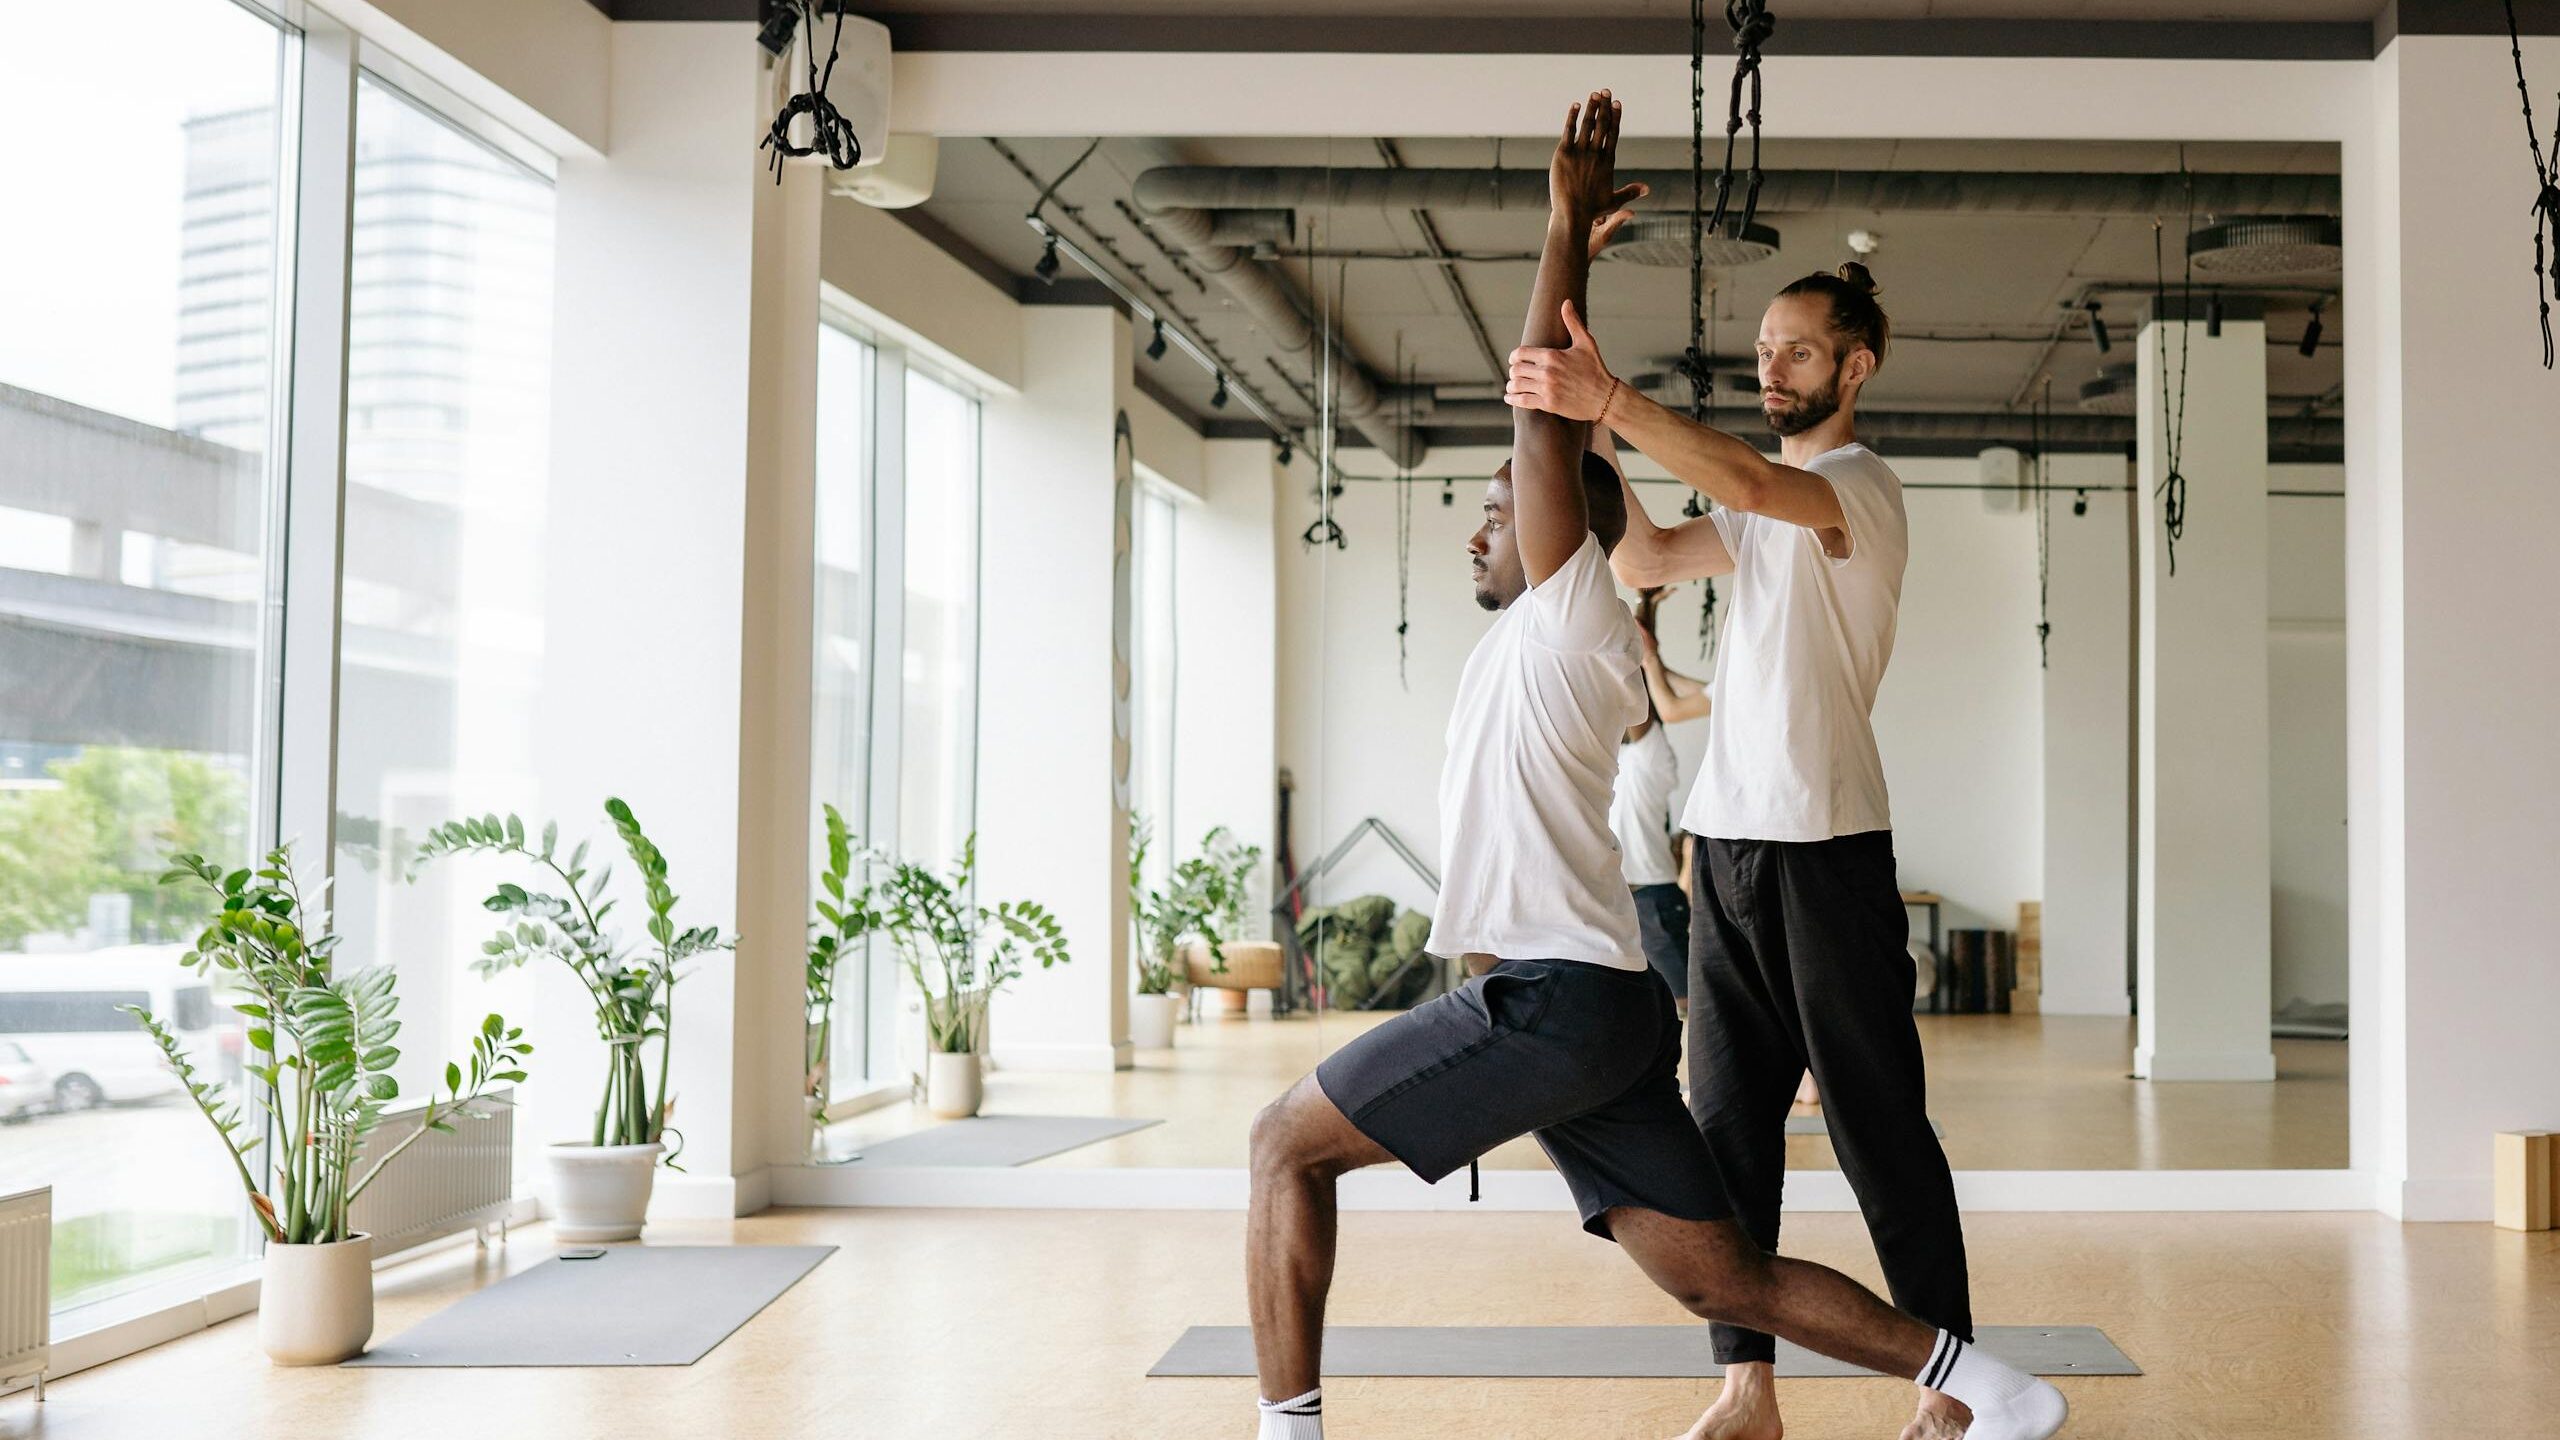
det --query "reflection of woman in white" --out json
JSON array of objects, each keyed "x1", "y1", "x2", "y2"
[{"x1": 1613, "y1": 583, "x2": 1707, "y2": 1016}]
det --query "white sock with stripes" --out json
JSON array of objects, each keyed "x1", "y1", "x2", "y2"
[
  {"x1": 1256, "y1": 1385, "x2": 1324, "y2": 1440},
  {"x1": 1923, "y1": 1331, "x2": 2068, "y2": 1440}
]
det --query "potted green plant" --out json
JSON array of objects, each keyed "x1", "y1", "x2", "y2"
[
  {"x1": 411, "y1": 799, "x2": 730, "y2": 1241},
  {"x1": 124, "y1": 846, "x2": 529, "y2": 1365},
  {"x1": 877, "y1": 834, "x2": 1068, "y2": 1118},
  {"x1": 805, "y1": 803, "x2": 884, "y2": 1160},
  {"x1": 1127, "y1": 819, "x2": 1263, "y2": 1049}
]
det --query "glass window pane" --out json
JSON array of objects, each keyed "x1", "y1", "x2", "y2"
[
  {"x1": 811, "y1": 323, "x2": 873, "y2": 1097},
  {"x1": 329, "y1": 75, "x2": 556, "y2": 1187},
  {"x1": 898, "y1": 370, "x2": 979, "y2": 869},
  {"x1": 0, "y1": 0, "x2": 289, "y2": 1313}
]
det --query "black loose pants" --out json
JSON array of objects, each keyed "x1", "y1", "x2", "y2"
[{"x1": 1686, "y1": 829, "x2": 1972, "y2": 1366}]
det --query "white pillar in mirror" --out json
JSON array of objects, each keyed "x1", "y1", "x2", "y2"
[
  {"x1": 2134, "y1": 299, "x2": 2275, "y2": 1082},
  {"x1": 980, "y1": 306, "x2": 1135, "y2": 1072}
]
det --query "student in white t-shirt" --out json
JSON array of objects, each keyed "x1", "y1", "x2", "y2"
[
  {"x1": 1613, "y1": 584, "x2": 1707, "y2": 1015},
  {"x1": 1243, "y1": 97, "x2": 2063, "y2": 1440},
  {"x1": 1510, "y1": 265, "x2": 1985, "y2": 1440}
]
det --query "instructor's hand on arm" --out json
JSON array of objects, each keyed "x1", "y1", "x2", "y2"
[{"x1": 1510, "y1": 307, "x2": 1848, "y2": 539}]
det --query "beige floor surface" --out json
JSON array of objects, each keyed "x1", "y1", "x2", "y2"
[{"x1": 17, "y1": 1205, "x2": 2551, "y2": 1440}]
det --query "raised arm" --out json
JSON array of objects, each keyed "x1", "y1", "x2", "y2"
[
  {"x1": 1640, "y1": 629, "x2": 1715, "y2": 724},
  {"x1": 1509, "y1": 307, "x2": 1848, "y2": 540},
  {"x1": 1511, "y1": 91, "x2": 1636, "y2": 586}
]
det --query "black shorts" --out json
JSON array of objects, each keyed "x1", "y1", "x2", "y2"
[
  {"x1": 1314, "y1": 958, "x2": 1733, "y2": 1239},
  {"x1": 1631, "y1": 884, "x2": 1691, "y2": 998}
]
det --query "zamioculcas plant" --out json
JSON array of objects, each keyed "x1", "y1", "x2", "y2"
[
  {"x1": 879, "y1": 834, "x2": 1069, "y2": 1054},
  {"x1": 124, "y1": 846, "x2": 530, "y2": 1245},
  {"x1": 806, "y1": 802, "x2": 885, "y2": 1137},
  {"x1": 1129, "y1": 816, "x2": 1265, "y2": 996},
  {"x1": 411, "y1": 798, "x2": 730, "y2": 1160}
]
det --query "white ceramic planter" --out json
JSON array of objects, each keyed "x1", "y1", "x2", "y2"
[
  {"x1": 259, "y1": 1233, "x2": 374, "y2": 1366},
  {"x1": 1129, "y1": 992, "x2": 1179, "y2": 1049},
  {"x1": 547, "y1": 1140, "x2": 663, "y2": 1242},
  {"x1": 926, "y1": 1051, "x2": 982, "y2": 1118}
]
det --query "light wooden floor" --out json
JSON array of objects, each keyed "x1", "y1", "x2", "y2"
[
  {"x1": 828, "y1": 1010, "x2": 2349, "y2": 1171},
  {"x1": 18, "y1": 1206, "x2": 2553, "y2": 1439}
]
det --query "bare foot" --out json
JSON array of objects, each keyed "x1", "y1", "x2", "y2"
[
  {"x1": 1896, "y1": 1387, "x2": 1971, "y2": 1440},
  {"x1": 1670, "y1": 1364, "x2": 1783, "y2": 1440}
]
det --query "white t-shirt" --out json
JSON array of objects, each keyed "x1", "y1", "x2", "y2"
[
  {"x1": 1427, "y1": 534, "x2": 1649, "y2": 971},
  {"x1": 1611, "y1": 724, "x2": 1682, "y2": 887},
  {"x1": 1681, "y1": 442, "x2": 1909, "y2": 843}
]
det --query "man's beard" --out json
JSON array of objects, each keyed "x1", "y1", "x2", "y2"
[{"x1": 1764, "y1": 369, "x2": 1843, "y2": 437}]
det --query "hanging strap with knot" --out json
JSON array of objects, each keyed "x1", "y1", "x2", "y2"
[
  {"x1": 760, "y1": 1, "x2": 865, "y2": 183},
  {"x1": 1708, "y1": 0, "x2": 1776, "y2": 238},
  {"x1": 2502, "y1": 0, "x2": 2560, "y2": 369}
]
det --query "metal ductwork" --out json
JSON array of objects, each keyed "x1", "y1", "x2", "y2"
[
  {"x1": 1125, "y1": 144, "x2": 1423, "y2": 466},
  {"x1": 1132, "y1": 167, "x2": 2341, "y2": 219},
  {"x1": 1408, "y1": 400, "x2": 2341, "y2": 454}
]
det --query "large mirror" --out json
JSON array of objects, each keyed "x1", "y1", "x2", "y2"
[{"x1": 805, "y1": 129, "x2": 2347, "y2": 1179}]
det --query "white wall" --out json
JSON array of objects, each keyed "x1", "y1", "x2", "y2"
[
  {"x1": 1275, "y1": 444, "x2": 2347, "y2": 1019},
  {"x1": 1274, "y1": 446, "x2": 2047, "y2": 936},
  {"x1": 2269, "y1": 467, "x2": 2347, "y2": 1011},
  {"x1": 2360, "y1": 34, "x2": 2560, "y2": 1218},
  {"x1": 321, "y1": 0, "x2": 608, "y2": 156},
  {"x1": 2039, "y1": 459, "x2": 2136, "y2": 1015},
  {"x1": 1168, "y1": 440, "x2": 1281, "y2": 928}
]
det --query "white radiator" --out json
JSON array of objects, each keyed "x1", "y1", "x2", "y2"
[
  {"x1": 351, "y1": 1087, "x2": 516, "y2": 1261},
  {"x1": 0, "y1": 1186, "x2": 46, "y2": 1401}
]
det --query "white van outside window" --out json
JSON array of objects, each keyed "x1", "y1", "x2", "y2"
[{"x1": 0, "y1": 947, "x2": 234, "y2": 1112}]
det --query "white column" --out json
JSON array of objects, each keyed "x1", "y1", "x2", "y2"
[
  {"x1": 538, "y1": 23, "x2": 812, "y2": 1215},
  {"x1": 1171, "y1": 439, "x2": 1283, "y2": 921},
  {"x1": 2356, "y1": 34, "x2": 2560, "y2": 1218},
  {"x1": 2134, "y1": 301, "x2": 2275, "y2": 1081},
  {"x1": 980, "y1": 306, "x2": 1135, "y2": 1071}
]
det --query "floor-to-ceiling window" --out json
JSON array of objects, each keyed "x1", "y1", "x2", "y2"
[
  {"x1": 0, "y1": 0, "x2": 291, "y2": 1313},
  {"x1": 328, "y1": 73, "x2": 557, "y2": 1184},
  {"x1": 810, "y1": 315, "x2": 982, "y2": 1097},
  {"x1": 812, "y1": 320, "x2": 878, "y2": 1094}
]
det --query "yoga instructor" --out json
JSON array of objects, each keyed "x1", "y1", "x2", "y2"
[{"x1": 1509, "y1": 264, "x2": 1974, "y2": 1440}]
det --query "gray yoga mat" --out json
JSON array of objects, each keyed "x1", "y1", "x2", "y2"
[
  {"x1": 845, "y1": 1114, "x2": 1161, "y2": 1167},
  {"x1": 1786, "y1": 1114, "x2": 1944, "y2": 1138},
  {"x1": 1149, "y1": 1325, "x2": 2137, "y2": 1379},
  {"x1": 346, "y1": 1245, "x2": 834, "y2": 1367}
]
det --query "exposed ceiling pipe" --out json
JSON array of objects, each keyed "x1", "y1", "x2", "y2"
[
  {"x1": 1123, "y1": 143, "x2": 1424, "y2": 466},
  {"x1": 1133, "y1": 167, "x2": 2341, "y2": 218},
  {"x1": 1410, "y1": 400, "x2": 2341, "y2": 450}
]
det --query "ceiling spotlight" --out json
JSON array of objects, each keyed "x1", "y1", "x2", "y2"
[
  {"x1": 1145, "y1": 319, "x2": 1167, "y2": 361},
  {"x1": 1846, "y1": 228, "x2": 1882, "y2": 257},
  {"x1": 1683, "y1": 492, "x2": 1705, "y2": 519},
  {"x1": 1033, "y1": 237, "x2": 1061, "y2": 285},
  {"x1": 1275, "y1": 436, "x2": 1294, "y2": 465},
  {"x1": 2083, "y1": 300, "x2": 2111, "y2": 355},
  {"x1": 2299, "y1": 300, "x2": 2326, "y2": 358},
  {"x1": 1210, "y1": 373, "x2": 1229, "y2": 409},
  {"x1": 2072, "y1": 489, "x2": 2089, "y2": 517},
  {"x1": 1441, "y1": 480, "x2": 1454, "y2": 507},
  {"x1": 2205, "y1": 292, "x2": 2225, "y2": 338}
]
